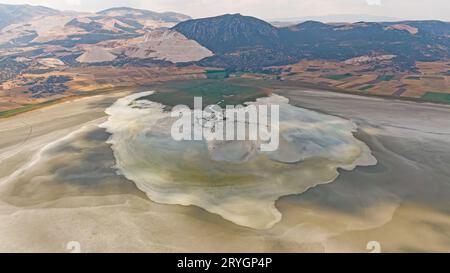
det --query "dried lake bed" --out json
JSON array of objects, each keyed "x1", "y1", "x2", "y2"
[{"x1": 0, "y1": 79, "x2": 449, "y2": 252}]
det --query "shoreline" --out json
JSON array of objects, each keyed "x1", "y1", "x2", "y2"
[
  {"x1": 0, "y1": 86, "x2": 138, "y2": 119},
  {"x1": 2, "y1": 78, "x2": 450, "y2": 120}
]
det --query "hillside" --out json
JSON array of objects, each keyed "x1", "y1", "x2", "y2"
[
  {"x1": 0, "y1": 6, "x2": 191, "y2": 48},
  {"x1": 0, "y1": 5, "x2": 449, "y2": 110},
  {"x1": 173, "y1": 15, "x2": 450, "y2": 70},
  {"x1": 173, "y1": 14, "x2": 292, "y2": 69},
  {"x1": 0, "y1": 4, "x2": 195, "y2": 86},
  {"x1": 0, "y1": 3, "x2": 58, "y2": 29},
  {"x1": 174, "y1": 14, "x2": 281, "y2": 53},
  {"x1": 279, "y1": 21, "x2": 450, "y2": 69},
  {"x1": 98, "y1": 7, "x2": 191, "y2": 22}
]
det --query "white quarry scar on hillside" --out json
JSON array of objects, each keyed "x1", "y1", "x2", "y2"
[{"x1": 77, "y1": 30, "x2": 214, "y2": 64}]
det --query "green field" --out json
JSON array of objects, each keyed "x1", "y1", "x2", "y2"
[
  {"x1": 358, "y1": 84, "x2": 375, "y2": 91},
  {"x1": 323, "y1": 73, "x2": 353, "y2": 81},
  {"x1": 377, "y1": 75, "x2": 395, "y2": 81},
  {"x1": 0, "y1": 86, "x2": 122, "y2": 118},
  {"x1": 405, "y1": 76, "x2": 421, "y2": 80},
  {"x1": 0, "y1": 100, "x2": 58, "y2": 118},
  {"x1": 422, "y1": 92, "x2": 450, "y2": 104},
  {"x1": 140, "y1": 79, "x2": 267, "y2": 109},
  {"x1": 205, "y1": 70, "x2": 230, "y2": 79}
]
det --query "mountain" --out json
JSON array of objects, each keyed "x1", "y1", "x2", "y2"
[
  {"x1": 173, "y1": 14, "x2": 281, "y2": 53},
  {"x1": 0, "y1": 4, "x2": 449, "y2": 74},
  {"x1": 384, "y1": 20, "x2": 450, "y2": 37},
  {"x1": 173, "y1": 14, "x2": 294, "y2": 69},
  {"x1": 173, "y1": 14, "x2": 450, "y2": 70},
  {"x1": 270, "y1": 14, "x2": 401, "y2": 27},
  {"x1": 0, "y1": 4, "x2": 449, "y2": 106},
  {"x1": 0, "y1": 5, "x2": 191, "y2": 48},
  {"x1": 278, "y1": 21, "x2": 450, "y2": 67},
  {"x1": 0, "y1": 3, "x2": 59, "y2": 29},
  {"x1": 98, "y1": 7, "x2": 191, "y2": 23},
  {"x1": 0, "y1": 4, "x2": 195, "y2": 83}
]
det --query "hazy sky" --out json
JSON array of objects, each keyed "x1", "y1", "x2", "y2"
[{"x1": 1, "y1": 0, "x2": 450, "y2": 21}]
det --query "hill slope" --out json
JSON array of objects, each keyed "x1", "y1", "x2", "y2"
[
  {"x1": 173, "y1": 14, "x2": 281, "y2": 53},
  {"x1": 0, "y1": 4, "x2": 59, "y2": 29},
  {"x1": 98, "y1": 7, "x2": 191, "y2": 23},
  {"x1": 0, "y1": 5, "x2": 191, "y2": 48},
  {"x1": 173, "y1": 14, "x2": 450, "y2": 70}
]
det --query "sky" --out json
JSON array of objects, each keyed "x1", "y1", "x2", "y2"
[{"x1": 1, "y1": 0, "x2": 450, "y2": 21}]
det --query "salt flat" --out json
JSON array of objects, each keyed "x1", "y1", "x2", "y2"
[{"x1": 0, "y1": 85, "x2": 449, "y2": 252}]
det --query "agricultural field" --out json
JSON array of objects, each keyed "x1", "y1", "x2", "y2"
[
  {"x1": 0, "y1": 65, "x2": 207, "y2": 117},
  {"x1": 323, "y1": 73, "x2": 354, "y2": 81},
  {"x1": 422, "y1": 92, "x2": 450, "y2": 103},
  {"x1": 271, "y1": 60, "x2": 450, "y2": 102}
]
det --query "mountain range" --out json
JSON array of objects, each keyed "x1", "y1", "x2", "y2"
[
  {"x1": 174, "y1": 14, "x2": 450, "y2": 70},
  {"x1": 0, "y1": 4, "x2": 190, "y2": 48},
  {"x1": 270, "y1": 14, "x2": 402, "y2": 27},
  {"x1": 0, "y1": 3, "x2": 449, "y2": 75}
]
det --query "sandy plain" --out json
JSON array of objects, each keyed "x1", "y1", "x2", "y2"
[{"x1": 0, "y1": 84, "x2": 449, "y2": 252}]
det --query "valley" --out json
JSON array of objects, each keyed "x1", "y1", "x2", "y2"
[{"x1": 0, "y1": 4, "x2": 449, "y2": 116}]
